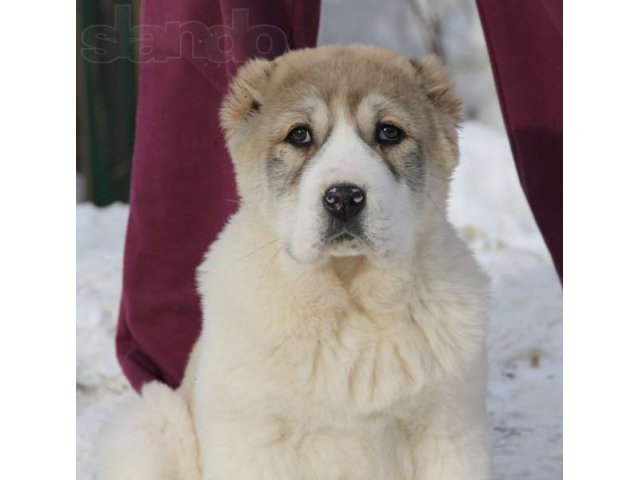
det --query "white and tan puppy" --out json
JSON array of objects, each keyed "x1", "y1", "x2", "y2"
[{"x1": 99, "y1": 45, "x2": 491, "y2": 480}]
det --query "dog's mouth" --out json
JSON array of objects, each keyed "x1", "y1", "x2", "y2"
[
  {"x1": 330, "y1": 232, "x2": 357, "y2": 243},
  {"x1": 323, "y1": 229, "x2": 371, "y2": 257},
  {"x1": 325, "y1": 226, "x2": 361, "y2": 243}
]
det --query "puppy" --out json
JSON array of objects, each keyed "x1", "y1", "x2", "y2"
[{"x1": 99, "y1": 45, "x2": 491, "y2": 480}]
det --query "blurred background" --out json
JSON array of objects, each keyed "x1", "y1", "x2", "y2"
[
  {"x1": 76, "y1": 0, "x2": 501, "y2": 205},
  {"x1": 77, "y1": 0, "x2": 139, "y2": 205},
  {"x1": 77, "y1": 2, "x2": 562, "y2": 479}
]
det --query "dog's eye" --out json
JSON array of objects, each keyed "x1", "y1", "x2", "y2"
[
  {"x1": 376, "y1": 123, "x2": 403, "y2": 146},
  {"x1": 286, "y1": 125, "x2": 313, "y2": 147}
]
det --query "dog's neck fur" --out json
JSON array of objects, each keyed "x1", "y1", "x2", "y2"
[{"x1": 330, "y1": 256, "x2": 367, "y2": 287}]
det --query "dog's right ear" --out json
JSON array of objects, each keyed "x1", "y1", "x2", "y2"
[{"x1": 220, "y1": 58, "x2": 274, "y2": 139}]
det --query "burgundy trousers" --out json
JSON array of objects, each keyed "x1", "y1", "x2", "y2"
[
  {"x1": 117, "y1": 0, "x2": 321, "y2": 391},
  {"x1": 117, "y1": 0, "x2": 562, "y2": 391},
  {"x1": 476, "y1": 0, "x2": 563, "y2": 278}
]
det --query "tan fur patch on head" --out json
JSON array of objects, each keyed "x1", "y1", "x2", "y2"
[
  {"x1": 221, "y1": 46, "x2": 462, "y2": 144},
  {"x1": 220, "y1": 45, "x2": 463, "y2": 200}
]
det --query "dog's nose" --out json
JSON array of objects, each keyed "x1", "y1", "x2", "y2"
[{"x1": 322, "y1": 184, "x2": 366, "y2": 222}]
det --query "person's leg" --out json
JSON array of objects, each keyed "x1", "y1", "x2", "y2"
[
  {"x1": 117, "y1": 0, "x2": 321, "y2": 391},
  {"x1": 475, "y1": 0, "x2": 562, "y2": 278}
]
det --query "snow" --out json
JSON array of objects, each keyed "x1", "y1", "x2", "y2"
[
  {"x1": 76, "y1": 204, "x2": 132, "y2": 478},
  {"x1": 76, "y1": 121, "x2": 562, "y2": 479}
]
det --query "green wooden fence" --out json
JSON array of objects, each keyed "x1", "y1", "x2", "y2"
[{"x1": 77, "y1": 1, "x2": 138, "y2": 205}]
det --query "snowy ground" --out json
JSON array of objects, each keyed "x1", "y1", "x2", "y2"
[{"x1": 76, "y1": 121, "x2": 562, "y2": 479}]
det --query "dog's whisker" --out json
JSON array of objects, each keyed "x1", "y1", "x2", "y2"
[
  {"x1": 235, "y1": 238, "x2": 280, "y2": 262},
  {"x1": 426, "y1": 170, "x2": 453, "y2": 182},
  {"x1": 260, "y1": 245, "x2": 283, "y2": 282},
  {"x1": 423, "y1": 186, "x2": 449, "y2": 225}
]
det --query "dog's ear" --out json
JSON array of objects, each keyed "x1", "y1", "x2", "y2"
[
  {"x1": 410, "y1": 55, "x2": 462, "y2": 128},
  {"x1": 220, "y1": 58, "x2": 274, "y2": 139}
]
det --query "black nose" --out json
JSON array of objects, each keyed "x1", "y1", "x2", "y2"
[{"x1": 322, "y1": 184, "x2": 366, "y2": 222}]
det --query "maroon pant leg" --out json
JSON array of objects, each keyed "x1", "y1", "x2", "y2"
[
  {"x1": 476, "y1": 0, "x2": 563, "y2": 278},
  {"x1": 117, "y1": 0, "x2": 321, "y2": 392}
]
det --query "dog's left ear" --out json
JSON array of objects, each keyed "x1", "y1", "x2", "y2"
[
  {"x1": 220, "y1": 58, "x2": 274, "y2": 139},
  {"x1": 410, "y1": 55, "x2": 462, "y2": 129}
]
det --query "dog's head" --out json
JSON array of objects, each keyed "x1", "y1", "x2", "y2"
[{"x1": 221, "y1": 45, "x2": 461, "y2": 264}]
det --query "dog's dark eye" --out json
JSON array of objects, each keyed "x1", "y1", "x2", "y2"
[
  {"x1": 376, "y1": 123, "x2": 403, "y2": 146},
  {"x1": 286, "y1": 125, "x2": 313, "y2": 147}
]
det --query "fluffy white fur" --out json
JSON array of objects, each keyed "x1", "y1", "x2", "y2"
[
  {"x1": 97, "y1": 382, "x2": 200, "y2": 480},
  {"x1": 189, "y1": 209, "x2": 490, "y2": 480},
  {"x1": 98, "y1": 46, "x2": 491, "y2": 479}
]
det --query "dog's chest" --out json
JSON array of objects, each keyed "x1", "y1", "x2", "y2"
[
  {"x1": 277, "y1": 409, "x2": 420, "y2": 480},
  {"x1": 265, "y1": 304, "x2": 436, "y2": 416},
  {"x1": 249, "y1": 303, "x2": 449, "y2": 478}
]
